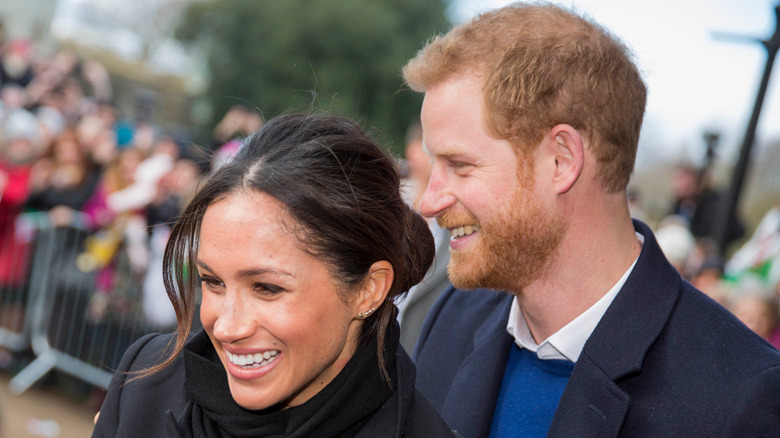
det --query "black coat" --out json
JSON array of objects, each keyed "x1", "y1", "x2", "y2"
[
  {"x1": 93, "y1": 331, "x2": 455, "y2": 437},
  {"x1": 414, "y1": 220, "x2": 780, "y2": 437}
]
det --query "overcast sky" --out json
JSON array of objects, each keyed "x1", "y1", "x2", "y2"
[{"x1": 452, "y1": 0, "x2": 780, "y2": 167}]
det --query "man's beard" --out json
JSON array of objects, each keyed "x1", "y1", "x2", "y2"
[{"x1": 439, "y1": 182, "x2": 566, "y2": 294}]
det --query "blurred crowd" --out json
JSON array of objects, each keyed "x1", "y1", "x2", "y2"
[
  {"x1": 648, "y1": 165, "x2": 780, "y2": 349},
  {"x1": 0, "y1": 34, "x2": 213, "y2": 336}
]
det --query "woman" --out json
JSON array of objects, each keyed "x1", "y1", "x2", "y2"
[
  {"x1": 26, "y1": 127, "x2": 100, "y2": 225},
  {"x1": 92, "y1": 113, "x2": 456, "y2": 437}
]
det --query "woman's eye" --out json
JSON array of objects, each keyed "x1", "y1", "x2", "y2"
[
  {"x1": 199, "y1": 275, "x2": 224, "y2": 290},
  {"x1": 255, "y1": 283, "x2": 285, "y2": 295}
]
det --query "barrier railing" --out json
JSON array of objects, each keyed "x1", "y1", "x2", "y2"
[{"x1": 1, "y1": 213, "x2": 156, "y2": 394}]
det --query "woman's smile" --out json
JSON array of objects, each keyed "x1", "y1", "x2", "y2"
[{"x1": 224, "y1": 349, "x2": 282, "y2": 380}]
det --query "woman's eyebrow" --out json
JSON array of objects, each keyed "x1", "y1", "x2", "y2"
[
  {"x1": 195, "y1": 260, "x2": 294, "y2": 278},
  {"x1": 236, "y1": 267, "x2": 294, "y2": 278}
]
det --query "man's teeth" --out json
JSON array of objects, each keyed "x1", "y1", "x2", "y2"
[
  {"x1": 228, "y1": 351, "x2": 280, "y2": 367},
  {"x1": 450, "y1": 225, "x2": 480, "y2": 239}
]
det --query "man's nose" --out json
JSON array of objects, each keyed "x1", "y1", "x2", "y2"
[{"x1": 419, "y1": 165, "x2": 456, "y2": 218}]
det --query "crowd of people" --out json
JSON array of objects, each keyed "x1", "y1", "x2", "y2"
[{"x1": 0, "y1": 34, "x2": 209, "y2": 339}]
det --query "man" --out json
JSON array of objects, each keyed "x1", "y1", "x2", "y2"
[{"x1": 402, "y1": 3, "x2": 780, "y2": 437}]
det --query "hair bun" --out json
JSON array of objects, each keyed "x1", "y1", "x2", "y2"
[{"x1": 401, "y1": 205, "x2": 435, "y2": 292}]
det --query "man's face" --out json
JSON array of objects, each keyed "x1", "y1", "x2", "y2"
[{"x1": 419, "y1": 75, "x2": 565, "y2": 292}]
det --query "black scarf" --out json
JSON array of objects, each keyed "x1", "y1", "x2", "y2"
[{"x1": 166, "y1": 327, "x2": 397, "y2": 438}]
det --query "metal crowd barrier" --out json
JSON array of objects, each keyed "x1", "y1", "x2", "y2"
[{"x1": 0, "y1": 213, "x2": 155, "y2": 394}]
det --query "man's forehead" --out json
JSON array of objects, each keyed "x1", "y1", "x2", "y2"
[
  {"x1": 420, "y1": 81, "x2": 483, "y2": 138},
  {"x1": 421, "y1": 139, "x2": 432, "y2": 157}
]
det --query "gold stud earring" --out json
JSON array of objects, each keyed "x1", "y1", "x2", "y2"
[{"x1": 355, "y1": 307, "x2": 376, "y2": 319}]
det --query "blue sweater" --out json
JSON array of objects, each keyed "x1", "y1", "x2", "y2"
[{"x1": 489, "y1": 345, "x2": 575, "y2": 438}]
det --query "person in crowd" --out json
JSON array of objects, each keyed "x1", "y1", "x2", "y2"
[
  {"x1": 0, "y1": 105, "x2": 43, "y2": 368},
  {"x1": 104, "y1": 132, "x2": 179, "y2": 215},
  {"x1": 729, "y1": 280, "x2": 780, "y2": 348},
  {"x1": 0, "y1": 113, "x2": 39, "y2": 300},
  {"x1": 79, "y1": 146, "x2": 145, "y2": 322},
  {"x1": 81, "y1": 147, "x2": 144, "y2": 238},
  {"x1": 402, "y1": 3, "x2": 780, "y2": 436},
  {"x1": 692, "y1": 255, "x2": 729, "y2": 306},
  {"x1": 75, "y1": 112, "x2": 119, "y2": 169},
  {"x1": 654, "y1": 215, "x2": 696, "y2": 277},
  {"x1": 396, "y1": 119, "x2": 451, "y2": 351},
  {"x1": 211, "y1": 104, "x2": 264, "y2": 170},
  {"x1": 142, "y1": 154, "x2": 202, "y2": 331},
  {"x1": 92, "y1": 113, "x2": 457, "y2": 437},
  {"x1": 670, "y1": 164, "x2": 744, "y2": 247},
  {"x1": 0, "y1": 38, "x2": 35, "y2": 88},
  {"x1": 1, "y1": 84, "x2": 37, "y2": 142},
  {"x1": 402, "y1": 119, "x2": 428, "y2": 211},
  {"x1": 25, "y1": 128, "x2": 100, "y2": 226}
]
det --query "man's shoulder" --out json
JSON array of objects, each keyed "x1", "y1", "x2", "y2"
[
  {"x1": 414, "y1": 286, "x2": 512, "y2": 355},
  {"x1": 412, "y1": 287, "x2": 514, "y2": 414},
  {"x1": 611, "y1": 282, "x2": 780, "y2": 435},
  {"x1": 619, "y1": 278, "x2": 780, "y2": 376},
  {"x1": 672, "y1": 282, "x2": 780, "y2": 366}
]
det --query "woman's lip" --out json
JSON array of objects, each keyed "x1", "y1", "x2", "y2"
[
  {"x1": 224, "y1": 347, "x2": 279, "y2": 355},
  {"x1": 225, "y1": 351, "x2": 282, "y2": 381}
]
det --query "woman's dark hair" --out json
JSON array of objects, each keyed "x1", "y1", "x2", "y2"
[{"x1": 149, "y1": 113, "x2": 435, "y2": 381}]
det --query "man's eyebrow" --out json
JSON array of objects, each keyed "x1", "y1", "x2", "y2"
[{"x1": 422, "y1": 140, "x2": 471, "y2": 159}]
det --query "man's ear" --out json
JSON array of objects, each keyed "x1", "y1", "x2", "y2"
[
  {"x1": 546, "y1": 124, "x2": 584, "y2": 194},
  {"x1": 353, "y1": 260, "x2": 394, "y2": 319}
]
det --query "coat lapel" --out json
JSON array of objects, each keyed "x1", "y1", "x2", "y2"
[
  {"x1": 549, "y1": 220, "x2": 682, "y2": 437},
  {"x1": 442, "y1": 292, "x2": 514, "y2": 438},
  {"x1": 547, "y1": 354, "x2": 630, "y2": 437}
]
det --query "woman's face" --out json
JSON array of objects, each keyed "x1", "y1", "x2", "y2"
[
  {"x1": 54, "y1": 134, "x2": 84, "y2": 165},
  {"x1": 197, "y1": 190, "x2": 364, "y2": 411}
]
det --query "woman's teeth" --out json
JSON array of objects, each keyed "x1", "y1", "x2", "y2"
[
  {"x1": 450, "y1": 225, "x2": 479, "y2": 239},
  {"x1": 228, "y1": 350, "x2": 279, "y2": 368}
]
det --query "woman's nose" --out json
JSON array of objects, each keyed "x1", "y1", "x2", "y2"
[{"x1": 211, "y1": 292, "x2": 255, "y2": 343}]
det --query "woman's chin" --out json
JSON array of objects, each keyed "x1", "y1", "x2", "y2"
[{"x1": 229, "y1": 386, "x2": 280, "y2": 412}]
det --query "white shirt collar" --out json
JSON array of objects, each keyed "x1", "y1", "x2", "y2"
[{"x1": 506, "y1": 232, "x2": 644, "y2": 362}]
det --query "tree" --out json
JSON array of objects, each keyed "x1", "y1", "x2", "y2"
[{"x1": 176, "y1": 0, "x2": 451, "y2": 153}]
